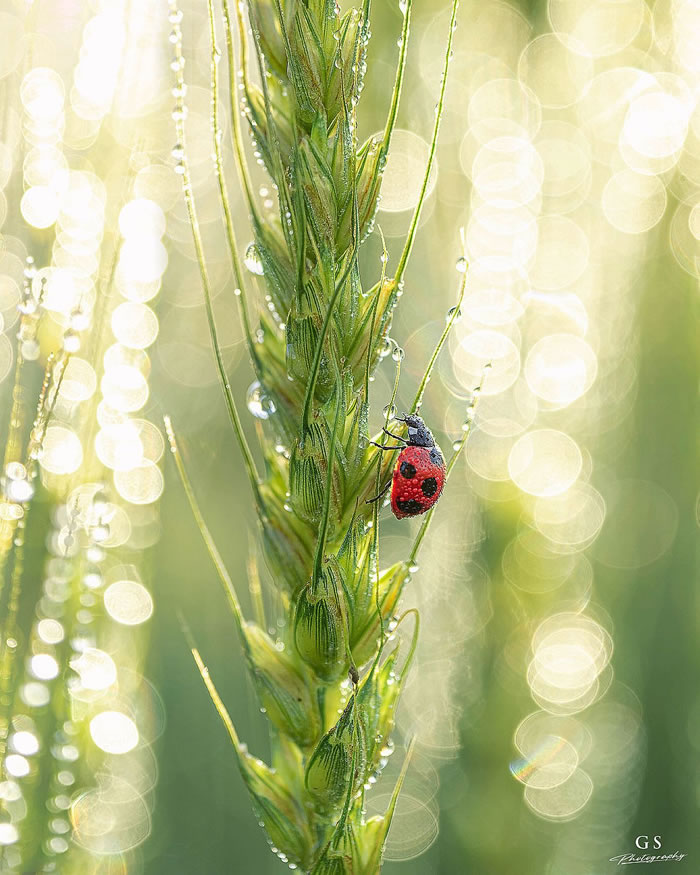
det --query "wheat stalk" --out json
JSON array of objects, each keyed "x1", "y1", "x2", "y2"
[{"x1": 166, "y1": 0, "x2": 482, "y2": 870}]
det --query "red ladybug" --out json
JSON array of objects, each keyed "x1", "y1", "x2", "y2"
[{"x1": 369, "y1": 414, "x2": 446, "y2": 518}]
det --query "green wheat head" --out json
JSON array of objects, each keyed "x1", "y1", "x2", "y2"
[{"x1": 166, "y1": 0, "x2": 483, "y2": 870}]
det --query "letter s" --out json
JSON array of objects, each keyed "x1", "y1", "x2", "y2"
[{"x1": 653, "y1": 836, "x2": 662, "y2": 850}]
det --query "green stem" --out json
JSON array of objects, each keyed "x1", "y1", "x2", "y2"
[
  {"x1": 164, "y1": 416, "x2": 248, "y2": 650},
  {"x1": 395, "y1": 607, "x2": 421, "y2": 678},
  {"x1": 192, "y1": 648, "x2": 243, "y2": 750},
  {"x1": 380, "y1": 0, "x2": 412, "y2": 157},
  {"x1": 407, "y1": 363, "x2": 490, "y2": 566},
  {"x1": 171, "y1": 19, "x2": 264, "y2": 514},
  {"x1": 394, "y1": 0, "x2": 459, "y2": 287},
  {"x1": 221, "y1": 0, "x2": 260, "y2": 222},
  {"x1": 411, "y1": 243, "x2": 468, "y2": 415},
  {"x1": 207, "y1": 0, "x2": 259, "y2": 371}
]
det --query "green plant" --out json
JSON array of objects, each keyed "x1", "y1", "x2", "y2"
[{"x1": 166, "y1": 0, "x2": 483, "y2": 869}]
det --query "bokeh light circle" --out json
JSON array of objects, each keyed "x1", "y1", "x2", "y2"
[
  {"x1": 89, "y1": 712, "x2": 138, "y2": 754},
  {"x1": 378, "y1": 130, "x2": 437, "y2": 213},
  {"x1": 548, "y1": 0, "x2": 646, "y2": 58},
  {"x1": 104, "y1": 580, "x2": 154, "y2": 625},
  {"x1": 508, "y1": 429, "x2": 582, "y2": 497},
  {"x1": 113, "y1": 462, "x2": 164, "y2": 505},
  {"x1": 519, "y1": 34, "x2": 592, "y2": 109},
  {"x1": 40, "y1": 426, "x2": 83, "y2": 475},
  {"x1": 525, "y1": 334, "x2": 597, "y2": 405},
  {"x1": 111, "y1": 302, "x2": 159, "y2": 350},
  {"x1": 524, "y1": 768, "x2": 593, "y2": 820}
]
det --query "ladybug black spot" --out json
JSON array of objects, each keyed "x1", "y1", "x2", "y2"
[
  {"x1": 400, "y1": 461, "x2": 416, "y2": 479},
  {"x1": 396, "y1": 498, "x2": 423, "y2": 515},
  {"x1": 421, "y1": 477, "x2": 438, "y2": 498}
]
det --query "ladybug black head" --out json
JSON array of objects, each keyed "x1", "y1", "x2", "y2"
[{"x1": 399, "y1": 413, "x2": 435, "y2": 448}]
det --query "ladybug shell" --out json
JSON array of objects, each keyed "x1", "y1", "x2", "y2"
[{"x1": 390, "y1": 445, "x2": 446, "y2": 519}]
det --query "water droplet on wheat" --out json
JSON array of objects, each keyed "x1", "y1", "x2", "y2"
[
  {"x1": 244, "y1": 243, "x2": 264, "y2": 275},
  {"x1": 378, "y1": 336, "x2": 392, "y2": 360},
  {"x1": 380, "y1": 739, "x2": 395, "y2": 757},
  {"x1": 246, "y1": 381, "x2": 276, "y2": 419}
]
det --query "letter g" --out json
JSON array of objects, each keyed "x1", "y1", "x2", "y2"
[{"x1": 635, "y1": 836, "x2": 649, "y2": 850}]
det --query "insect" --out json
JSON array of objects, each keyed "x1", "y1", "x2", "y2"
[{"x1": 368, "y1": 414, "x2": 446, "y2": 519}]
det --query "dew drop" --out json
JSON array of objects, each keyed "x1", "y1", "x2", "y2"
[
  {"x1": 246, "y1": 381, "x2": 276, "y2": 420},
  {"x1": 456, "y1": 256, "x2": 468, "y2": 273},
  {"x1": 446, "y1": 306, "x2": 462, "y2": 323},
  {"x1": 244, "y1": 243, "x2": 264, "y2": 275},
  {"x1": 21, "y1": 340, "x2": 40, "y2": 360}
]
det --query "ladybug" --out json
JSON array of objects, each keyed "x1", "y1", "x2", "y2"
[{"x1": 368, "y1": 414, "x2": 446, "y2": 518}]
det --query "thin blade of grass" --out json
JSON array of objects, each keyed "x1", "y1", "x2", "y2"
[
  {"x1": 394, "y1": 0, "x2": 460, "y2": 286},
  {"x1": 207, "y1": 0, "x2": 260, "y2": 371},
  {"x1": 407, "y1": 362, "x2": 491, "y2": 565},
  {"x1": 410, "y1": 228, "x2": 468, "y2": 415},
  {"x1": 164, "y1": 415, "x2": 248, "y2": 647},
  {"x1": 171, "y1": 17, "x2": 264, "y2": 514}
]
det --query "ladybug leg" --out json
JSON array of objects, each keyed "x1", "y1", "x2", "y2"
[
  {"x1": 382, "y1": 427, "x2": 407, "y2": 442},
  {"x1": 366, "y1": 479, "x2": 392, "y2": 504},
  {"x1": 369, "y1": 441, "x2": 405, "y2": 451}
]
